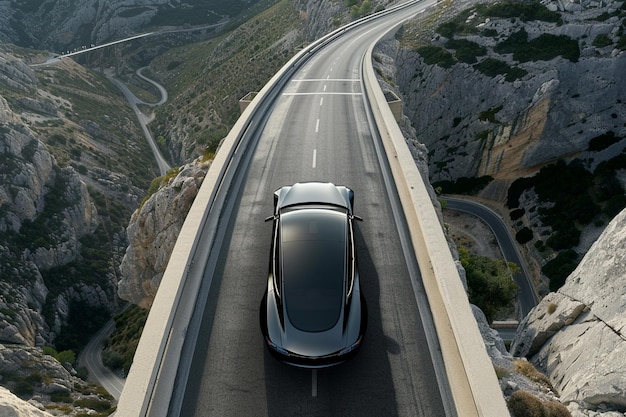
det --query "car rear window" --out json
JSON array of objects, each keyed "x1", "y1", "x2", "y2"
[{"x1": 281, "y1": 210, "x2": 346, "y2": 332}]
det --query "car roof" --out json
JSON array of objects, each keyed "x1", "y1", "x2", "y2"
[
  {"x1": 278, "y1": 182, "x2": 348, "y2": 210},
  {"x1": 280, "y1": 209, "x2": 347, "y2": 332}
]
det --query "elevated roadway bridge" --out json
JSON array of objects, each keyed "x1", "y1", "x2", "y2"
[{"x1": 116, "y1": 1, "x2": 509, "y2": 416}]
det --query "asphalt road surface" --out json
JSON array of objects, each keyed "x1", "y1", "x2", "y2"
[{"x1": 176, "y1": 4, "x2": 450, "y2": 417}]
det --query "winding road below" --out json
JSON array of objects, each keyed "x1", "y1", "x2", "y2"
[
  {"x1": 107, "y1": 69, "x2": 171, "y2": 175},
  {"x1": 442, "y1": 196, "x2": 539, "y2": 319},
  {"x1": 79, "y1": 320, "x2": 125, "y2": 400}
]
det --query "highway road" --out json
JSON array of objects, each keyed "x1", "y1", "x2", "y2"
[
  {"x1": 171, "y1": 3, "x2": 451, "y2": 417},
  {"x1": 442, "y1": 196, "x2": 538, "y2": 318}
]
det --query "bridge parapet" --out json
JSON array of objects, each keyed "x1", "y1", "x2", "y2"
[{"x1": 362, "y1": 40, "x2": 510, "y2": 417}]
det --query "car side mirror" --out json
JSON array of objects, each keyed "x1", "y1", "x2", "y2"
[
  {"x1": 265, "y1": 215, "x2": 276, "y2": 222},
  {"x1": 351, "y1": 215, "x2": 363, "y2": 222}
]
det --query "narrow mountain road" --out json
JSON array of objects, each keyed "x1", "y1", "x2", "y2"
[
  {"x1": 79, "y1": 320, "x2": 125, "y2": 400},
  {"x1": 442, "y1": 196, "x2": 539, "y2": 318},
  {"x1": 107, "y1": 71, "x2": 171, "y2": 175}
]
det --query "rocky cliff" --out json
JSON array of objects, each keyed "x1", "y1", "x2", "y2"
[
  {"x1": 510, "y1": 206, "x2": 626, "y2": 415},
  {"x1": 118, "y1": 160, "x2": 210, "y2": 307},
  {"x1": 0, "y1": 42, "x2": 155, "y2": 347},
  {"x1": 0, "y1": 344, "x2": 114, "y2": 415},
  {"x1": 387, "y1": 0, "x2": 626, "y2": 195},
  {"x1": 0, "y1": 40, "x2": 164, "y2": 416},
  {"x1": 0, "y1": 102, "x2": 99, "y2": 345}
]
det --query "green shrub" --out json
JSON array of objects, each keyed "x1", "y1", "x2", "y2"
[
  {"x1": 479, "y1": 105, "x2": 503, "y2": 123},
  {"x1": 510, "y1": 208, "x2": 525, "y2": 221},
  {"x1": 495, "y1": 29, "x2": 580, "y2": 62},
  {"x1": 51, "y1": 391, "x2": 72, "y2": 403},
  {"x1": 13, "y1": 379, "x2": 35, "y2": 397},
  {"x1": 588, "y1": 131, "x2": 620, "y2": 151},
  {"x1": 516, "y1": 227, "x2": 533, "y2": 244},
  {"x1": 417, "y1": 45, "x2": 456, "y2": 68},
  {"x1": 57, "y1": 350, "x2": 76, "y2": 364},
  {"x1": 459, "y1": 247, "x2": 519, "y2": 323},
  {"x1": 444, "y1": 38, "x2": 486, "y2": 63},
  {"x1": 436, "y1": 21, "x2": 477, "y2": 38},
  {"x1": 592, "y1": 34, "x2": 613, "y2": 48},
  {"x1": 432, "y1": 176, "x2": 493, "y2": 195},
  {"x1": 542, "y1": 250, "x2": 579, "y2": 291}
]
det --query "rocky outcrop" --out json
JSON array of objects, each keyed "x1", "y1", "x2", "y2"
[
  {"x1": 0, "y1": 386, "x2": 52, "y2": 417},
  {"x1": 0, "y1": 344, "x2": 113, "y2": 416},
  {"x1": 0, "y1": 110, "x2": 101, "y2": 345},
  {"x1": 388, "y1": 0, "x2": 626, "y2": 187},
  {"x1": 511, "y1": 207, "x2": 626, "y2": 414},
  {"x1": 118, "y1": 160, "x2": 210, "y2": 306},
  {"x1": 0, "y1": 48, "x2": 132, "y2": 347}
]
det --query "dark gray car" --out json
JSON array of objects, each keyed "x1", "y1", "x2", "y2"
[{"x1": 260, "y1": 182, "x2": 367, "y2": 367}]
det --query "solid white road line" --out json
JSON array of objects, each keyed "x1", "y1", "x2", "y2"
[
  {"x1": 290, "y1": 78, "x2": 360, "y2": 82},
  {"x1": 282, "y1": 92, "x2": 362, "y2": 96}
]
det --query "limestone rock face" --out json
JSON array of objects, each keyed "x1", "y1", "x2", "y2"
[
  {"x1": 390, "y1": 0, "x2": 626, "y2": 185},
  {"x1": 0, "y1": 386, "x2": 53, "y2": 417},
  {"x1": 0, "y1": 73, "x2": 104, "y2": 346},
  {"x1": 511, "y1": 208, "x2": 626, "y2": 412},
  {"x1": 0, "y1": 344, "x2": 113, "y2": 415},
  {"x1": 118, "y1": 160, "x2": 210, "y2": 306}
]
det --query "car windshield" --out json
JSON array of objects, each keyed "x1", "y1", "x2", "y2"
[{"x1": 281, "y1": 209, "x2": 346, "y2": 332}]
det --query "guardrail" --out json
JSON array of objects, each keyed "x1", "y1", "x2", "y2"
[{"x1": 362, "y1": 36, "x2": 510, "y2": 417}]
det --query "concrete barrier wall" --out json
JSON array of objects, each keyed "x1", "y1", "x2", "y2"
[{"x1": 362, "y1": 42, "x2": 510, "y2": 417}]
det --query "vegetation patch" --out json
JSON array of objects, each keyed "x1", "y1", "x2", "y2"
[
  {"x1": 473, "y1": 58, "x2": 528, "y2": 81},
  {"x1": 506, "y1": 152, "x2": 626, "y2": 290},
  {"x1": 542, "y1": 249, "x2": 579, "y2": 291},
  {"x1": 416, "y1": 45, "x2": 456, "y2": 68},
  {"x1": 587, "y1": 130, "x2": 622, "y2": 151},
  {"x1": 434, "y1": 175, "x2": 493, "y2": 195},
  {"x1": 514, "y1": 359, "x2": 553, "y2": 389},
  {"x1": 459, "y1": 247, "x2": 519, "y2": 323},
  {"x1": 478, "y1": 105, "x2": 503, "y2": 123},
  {"x1": 495, "y1": 29, "x2": 580, "y2": 62},
  {"x1": 103, "y1": 305, "x2": 149, "y2": 375},
  {"x1": 444, "y1": 38, "x2": 486, "y2": 64},
  {"x1": 435, "y1": 9, "x2": 480, "y2": 38},
  {"x1": 151, "y1": 0, "x2": 303, "y2": 159},
  {"x1": 592, "y1": 33, "x2": 614, "y2": 48}
]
